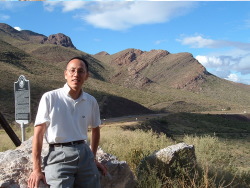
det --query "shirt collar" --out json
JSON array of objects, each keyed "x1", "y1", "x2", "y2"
[{"x1": 63, "y1": 83, "x2": 87, "y2": 101}]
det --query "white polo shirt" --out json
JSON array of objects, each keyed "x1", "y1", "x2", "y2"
[{"x1": 34, "y1": 83, "x2": 101, "y2": 144}]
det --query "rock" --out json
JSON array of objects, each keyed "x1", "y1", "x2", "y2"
[
  {"x1": 137, "y1": 143, "x2": 196, "y2": 179},
  {"x1": 0, "y1": 137, "x2": 136, "y2": 188},
  {"x1": 97, "y1": 149, "x2": 136, "y2": 188},
  {"x1": 42, "y1": 33, "x2": 76, "y2": 49},
  {"x1": 111, "y1": 49, "x2": 144, "y2": 66}
]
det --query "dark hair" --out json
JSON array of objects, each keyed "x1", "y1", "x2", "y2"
[{"x1": 66, "y1": 56, "x2": 89, "y2": 72}]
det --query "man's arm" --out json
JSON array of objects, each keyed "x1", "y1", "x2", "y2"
[
  {"x1": 91, "y1": 127, "x2": 107, "y2": 176},
  {"x1": 28, "y1": 123, "x2": 47, "y2": 188},
  {"x1": 91, "y1": 126, "x2": 100, "y2": 158}
]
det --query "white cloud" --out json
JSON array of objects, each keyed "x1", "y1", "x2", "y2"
[
  {"x1": 44, "y1": 1, "x2": 196, "y2": 31},
  {"x1": 225, "y1": 73, "x2": 240, "y2": 82},
  {"x1": 196, "y1": 54, "x2": 250, "y2": 84},
  {"x1": 154, "y1": 39, "x2": 167, "y2": 45},
  {"x1": 0, "y1": 2, "x2": 18, "y2": 10},
  {"x1": 196, "y1": 55, "x2": 223, "y2": 67},
  {"x1": 43, "y1": 2, "x2": 61, "y2": 12},
  {"x1": 0, "y1": 14, "x2": 10, "y2": 21},
  {"x1": 180, "y1": 34, "x2": 250, "y2": 85},
  {"x1": 44, "y1": 1, "x2": 87, "y2": 13},
  {"x1": 14, "y1": 27, "x2": 22, "y2": 31},
  {"x1": 196, "y1": 53, "x2": 250, "y2": 75},
  {"x1": 244, "y1": 19, "x2": 250, "y2": 28},
  {"x1": 235, "y1": 55, "x2": 250, "y2": 74},
  {"x1": 179, "y1": 36, "x2": 215, "y2": 48},
  {"x1": 178, "y1": 35, "x2": 250, "y2": 50},
  {"x1": 61, "y1": 1, "x2": 87, "y2": 12},
  {"x1": 94, "y1": 38, "x2": 101, "y2": 42},
  {"x1": 83, "y1": 2, "x2": 196, "y2": 30}
]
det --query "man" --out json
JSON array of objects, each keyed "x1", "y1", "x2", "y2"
[{"x1": 28, "y1": 57, "x2": 107, "y2": 188}]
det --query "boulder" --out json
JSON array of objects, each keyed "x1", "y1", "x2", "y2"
[
  {"x1": 97, "y1": 149, "x2": 136, "y2": 188},
  {"x1": 137, "y1": 143, "x2": 196, "y2": 179},
  {"x1": 0, "y1": 137, "x2": 136, "y2": 188}
]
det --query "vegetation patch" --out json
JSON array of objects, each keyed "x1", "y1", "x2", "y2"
[{"x1": 1, "y1": 112, "x2": 250, "y2": 187}]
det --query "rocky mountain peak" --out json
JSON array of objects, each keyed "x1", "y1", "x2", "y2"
[
  {"x1": 0, "y1": 23, "x2": 46, "y2": 42},
  {"x1": 0, "y1": 24, "x2": 76, "y2": 49},
  {"x1": 0, "y1": 23, "x2": 20, "y2": 34},
  {"x1": 42, "y1": 33, "x2": 76, "y2": 49},
  {"x1": 112, "y1": 48, "x2": 144, "y2": 66}
]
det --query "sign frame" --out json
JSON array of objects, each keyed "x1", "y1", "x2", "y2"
[{"x1": 14, "y1": 75, "x2": 31, "y2": 142}]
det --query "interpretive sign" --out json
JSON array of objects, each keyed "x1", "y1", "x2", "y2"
[
  {"x1": 14, "y1": 75, "x2": 30, "y2": 142},
  {"x1": 14, "y1": 75, "x2": 30, "y2": 124}
]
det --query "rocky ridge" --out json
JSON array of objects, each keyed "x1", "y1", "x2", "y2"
[
  {"x1": 0, "y1": 23, "x2": 76, "y2": 49},
  {"x1": 96, "y1": 48, "x2": 208, "y2": 91}
]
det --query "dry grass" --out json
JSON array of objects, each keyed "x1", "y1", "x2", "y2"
[
  {"x1": 98, "y1": 113, "x2": 250, "y2": 188},
  {"x1": 1, "y1": 112, "x2": 250, "y2": 187},
  {"x1": 0, "y1": 125, "x2": 33, "y2": 152},
  {"x1": 100, "y1": 125, "x2": 174, "y2": 172}
]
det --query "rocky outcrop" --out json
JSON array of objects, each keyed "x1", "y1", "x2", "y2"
[
  {"x1": 137, "y1": 143, "x2": 196, "y2": 179},
  {"x1": 111, "y1": 49, "x2": 144, "y2": 66},
  {"x1": 0, "y1": 137, "x2": 136, "y2": 188},
  {"x1": 109, "y1": 49, "x2": 169, "y2": 88},
  {"x1": 42, "y1": 33, "x2": 76, "y2": 49},
  {"x1": 97, "y1": 149, "x2": 136, "y2": 188}
]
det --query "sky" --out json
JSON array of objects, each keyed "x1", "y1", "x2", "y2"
[{"x1": 0, "y1": 1, "x2": 250, "y2": 85}]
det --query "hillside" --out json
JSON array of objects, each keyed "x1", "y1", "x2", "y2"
[
  {"x1": 94, "y1": 48, "x2": 208, "y2": 90},
  {"x1": 0, "y1": 23, "x2": 250, "y2": 123},
  {"x1": 93, "y1": 48, "x2": 250, "y2": 112}
]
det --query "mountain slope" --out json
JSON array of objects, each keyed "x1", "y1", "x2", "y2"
[
  {"x1": 94, "y1": 48, "x2": 213, "y2": 91},
  {"x1": 93, "y1": 48, "x2": 250, "y2": 112},
  {"x1": 0, "y1": 23, "x2": 250, "y2": 122},
  {"x1": 0, "y1": 23, "x2": 153, "y2": 121}
]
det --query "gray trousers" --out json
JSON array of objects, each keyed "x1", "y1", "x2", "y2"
[{"x1": 44, "y1": 143, "x2": 100, "y2": 188}]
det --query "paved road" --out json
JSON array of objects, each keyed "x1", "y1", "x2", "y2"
[
  {"x1": 101, "y1": 113, "x2": 168, "y2": 124},
  {"x1": 101, "y1": 111, "x2": 250, "y2": 124}
]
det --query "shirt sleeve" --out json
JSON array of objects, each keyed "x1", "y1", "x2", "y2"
[
  {"x1": 90, "y1": 97, "x2": 101, "y2": 128},
  {"x1": 34, "y1": 93, "x2": 50, "y2": 127}
]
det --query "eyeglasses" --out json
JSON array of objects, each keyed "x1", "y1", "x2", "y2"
[{"x1": 67, "y1": 69, "x2": 86, "y2": 75}]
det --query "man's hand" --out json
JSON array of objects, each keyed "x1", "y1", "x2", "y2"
[
  {"x1": 95, "y1": 160, "x2": 108, "y2": 176},
  {"x1": 28, "y1": 170, "x2": 46, "y2": 188}
]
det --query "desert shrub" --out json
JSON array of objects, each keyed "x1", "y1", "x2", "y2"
[
  {"x1": 184, "y1": 135, "x2": 249, "y2": 188},
  {"x1": 99, "y1": 127, "x2": 250, "y2": 188},
  {"x1": 100, "y1": 126, "x2": 174, "y2": 172}
]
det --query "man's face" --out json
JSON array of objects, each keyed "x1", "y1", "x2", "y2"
[{"x1": 64, "y1": 59, "x2": 89, "y2": 91}]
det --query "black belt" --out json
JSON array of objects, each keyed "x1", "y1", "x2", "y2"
[{"x1": 49, "y1": 140, "x2": 85, "y2": 147}]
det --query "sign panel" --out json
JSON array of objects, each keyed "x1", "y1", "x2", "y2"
[{"x1": 14, "y1": 75, "x2": 30, "y2": 124}]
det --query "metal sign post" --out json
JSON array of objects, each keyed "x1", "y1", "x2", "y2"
[{"x1": 14, "y1": 75, "x2": 31, "y2": 142}]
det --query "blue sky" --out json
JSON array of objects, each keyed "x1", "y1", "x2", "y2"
[{"x1": 1, "y1": 1, "x2": 250, "y2": 85}]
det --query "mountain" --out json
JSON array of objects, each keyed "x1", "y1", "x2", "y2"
[
  {"x1": 0, "y1": 23, "x2": 75, "y2": 48},
  {"x1": 94, "y1": 48, "x2": 209, "y2": 91},
  {"x1": 0, "y1": 23, "x2": 250, "y2": 122}
]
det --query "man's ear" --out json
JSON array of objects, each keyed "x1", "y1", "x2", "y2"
[{"x1": 64, "y1": 70, "x2": 67, "y2": 80}]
